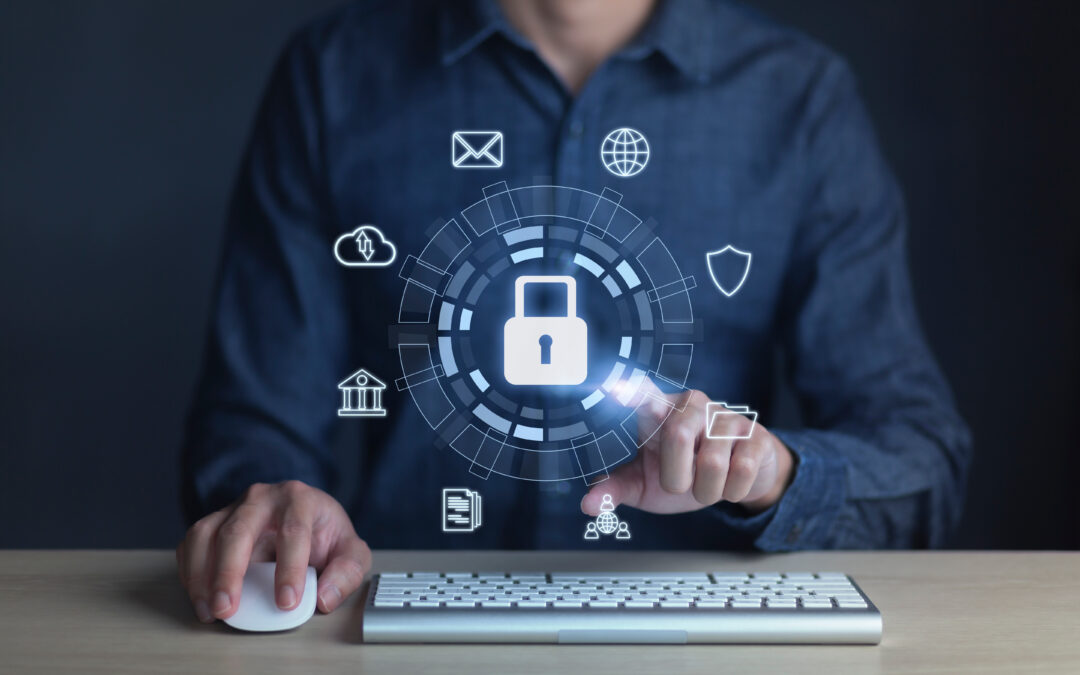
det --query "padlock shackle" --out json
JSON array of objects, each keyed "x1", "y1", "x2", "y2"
[{"x1": 514, "y1": 275, "x2": 577, "y2": 318}]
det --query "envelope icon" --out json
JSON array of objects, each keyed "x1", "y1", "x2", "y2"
[{"x1": 452, "y1": 130, "x2": 503, "y2": 169}]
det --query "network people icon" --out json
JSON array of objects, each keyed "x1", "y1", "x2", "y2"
[
  {"x1": 600, "y1": 127, "x2": 650, "y2": 177},
  {"x1": 584, "y1": 494, "x2": 631, "y2": 541}
]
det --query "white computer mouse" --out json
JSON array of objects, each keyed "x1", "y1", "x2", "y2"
[{"x1": 223, "y1": 562, "x2": 317, "y2": 632}]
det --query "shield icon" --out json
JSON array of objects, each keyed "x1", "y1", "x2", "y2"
[{"x1": 706, "y1": 245, "x2": 752, "y2": 297}]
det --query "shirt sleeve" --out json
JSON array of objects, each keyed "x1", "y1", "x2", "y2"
[
  {"x1": 715, "y1": 58, "x2": 972, "y2": 549},
  {"x1": 181, "y1": 33, "x2": 350, "y2": 521}
]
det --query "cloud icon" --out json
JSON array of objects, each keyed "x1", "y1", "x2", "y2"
[{"x1": 334, "y1": 225, "x2": 396, "y2": 267}]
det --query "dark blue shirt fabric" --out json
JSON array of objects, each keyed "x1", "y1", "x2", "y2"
[{"x1": 182, "y1": 0, "x2": 972, "y2": 550}]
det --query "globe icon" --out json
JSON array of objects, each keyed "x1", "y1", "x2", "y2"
[
  {"x1": 600, "y1": 127, "x2": 650, "y2": 177},
  {"x1": 596, "y1": 511, "x2": 619, "y2": 535}
]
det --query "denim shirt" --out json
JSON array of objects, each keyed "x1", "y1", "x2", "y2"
[{"x1": 182, "y1": 0, "x2": 972, "y2": 550}]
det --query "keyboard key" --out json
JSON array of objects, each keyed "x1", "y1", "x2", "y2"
[
  {"x1": 374, "y1": 599, "x2": 404, "y2": 607},
  {"x1": 445, "y1": 600, "x2": 477, "y2": 608},
  {"x1": 696, "y1": 600, "x2": 729, "y2": 608},
  {"x1": 624, "y1": 600, "x2": 656, "y2": 608},
  {"x1": 781, "y1": 573, "x2": 817, "y2": 581},
  {"x1": 836, "y1": 598, "x2": 868, "y2": 609},
  {"x1": 553, "y1": 600, "x2": 584, "y2": 608},
  {"x1": 766, "y1": 597, "x2": 798, "y2": 608},
  {"x1": 830, "y1": 589, "x2": 858, "y2": 596},
  {"x1": 481, "y1": 600, "x2": 513, "y2": 608},
  {"x1": 587, "y1": 601, "x2": 621, "y2": 609},
  {"x1": 731, "y1": 599, "x2": 762, "y2": 608},
  {"x1": 652, "y1": 575, "x2": 711, "y2": 583},
  {"x1": 408, "y1": 601, "x2": 442, "y2": 608},
  {"x1": 517, "y1": 600, "x2": 550, "y2": 608},
  {"x1": 802, "y1": 600, "x2": 834, "y2": 609},
  {"x1": 660, "y1": 600, "x2": 692, "y2": 608}
]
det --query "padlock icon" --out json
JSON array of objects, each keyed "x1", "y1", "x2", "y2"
[{"x1": 504, "y1": 275, "x2": 588, "y2": 385}]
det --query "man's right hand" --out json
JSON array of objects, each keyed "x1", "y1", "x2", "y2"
[{"x1": 176, "y1": 480, "x2": 371, "y2": 623}]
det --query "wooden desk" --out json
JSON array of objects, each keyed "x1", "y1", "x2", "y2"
[{"x1": 0, "y1": 550, "x2": 1077, "y2": 674}]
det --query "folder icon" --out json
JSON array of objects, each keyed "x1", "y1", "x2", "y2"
[
  {"x1": 452, "y1": 131, "x2": 504, "y2": 169},
  {"x1": 705, "y1": 403, "x2": 758, "y2": 440}
]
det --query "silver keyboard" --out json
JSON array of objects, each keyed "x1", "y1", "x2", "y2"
[{"x1": 362, "y1": 572, "x2": 882, "y2": 644}]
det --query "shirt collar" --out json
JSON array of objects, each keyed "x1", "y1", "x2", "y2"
[
  {"x1": 439, "y1": 0, "x2": 507, "y2": 67},
  {"x1": 619, "y1": 0, "x2": 714, "y2": 82},
  {"x1": 440, "y1": 0, "x2": 714, "y2": 82}
]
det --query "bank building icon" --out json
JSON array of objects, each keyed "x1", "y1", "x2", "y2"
[{"x1": 337, "y1": 368, "x2": 387, "y2": 417}]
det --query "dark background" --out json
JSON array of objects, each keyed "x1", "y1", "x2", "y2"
[{"x1": 1, "y1": 1, "x2": 1077, "y2": 549}]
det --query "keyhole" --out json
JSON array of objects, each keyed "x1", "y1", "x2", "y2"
[{"x1": 539, "y1": 334, "x2": 553, "y2": 364}]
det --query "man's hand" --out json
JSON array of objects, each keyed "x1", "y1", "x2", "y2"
[
  {"x1": 176, "y1": 481, "x2": 370, "y2": 623},
  {"x1": 583, "y1": 388, "x2": 794, "y2": 517}
]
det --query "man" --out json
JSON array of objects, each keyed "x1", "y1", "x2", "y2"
[{"x1": 177, "y1": 0, "x2": 971, "y2": 625}]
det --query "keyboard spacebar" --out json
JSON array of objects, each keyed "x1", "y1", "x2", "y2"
[{"x1": 558, "y1": 629, "x2": 688, "y2": 644}]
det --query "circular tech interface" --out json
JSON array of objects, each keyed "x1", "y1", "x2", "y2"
[{"x1": 392, "y1": 182, "x2": 699, "y2": 483}]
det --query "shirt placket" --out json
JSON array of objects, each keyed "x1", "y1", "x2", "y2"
[
  {"x1": 534, "y1": 68, "x2": 613, "y2": 548},
  {"x1": 552, "y1": 63, "x2": 614, "y2": 188}
]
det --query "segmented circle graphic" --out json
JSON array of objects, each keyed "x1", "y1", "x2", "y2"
[{"x1": 392, "y1": 183, "x2": 699, "y2": 483}]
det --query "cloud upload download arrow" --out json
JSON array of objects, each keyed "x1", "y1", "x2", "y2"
[{"x1": 357, "y1": 230, "x2": 375, "y2": 260}]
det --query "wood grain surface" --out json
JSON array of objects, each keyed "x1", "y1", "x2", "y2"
[{"x1": 0, "y1": 550, "x2": 1077, "y2": 674}]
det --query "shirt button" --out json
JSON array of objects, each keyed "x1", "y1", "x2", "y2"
[{"x1": 569, "y1": 120, "x2": 584, "y2": 137}]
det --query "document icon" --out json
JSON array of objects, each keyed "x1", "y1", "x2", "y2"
[
  {"x1": 452, "y1": 130, "x2": 503, "y2": 169},
  {"x1": 442, "y1": 488, "x2": 482, "y2": 532},
  {"x1": 705, "y1": 402, "x2": 758, "y2": 440}
]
